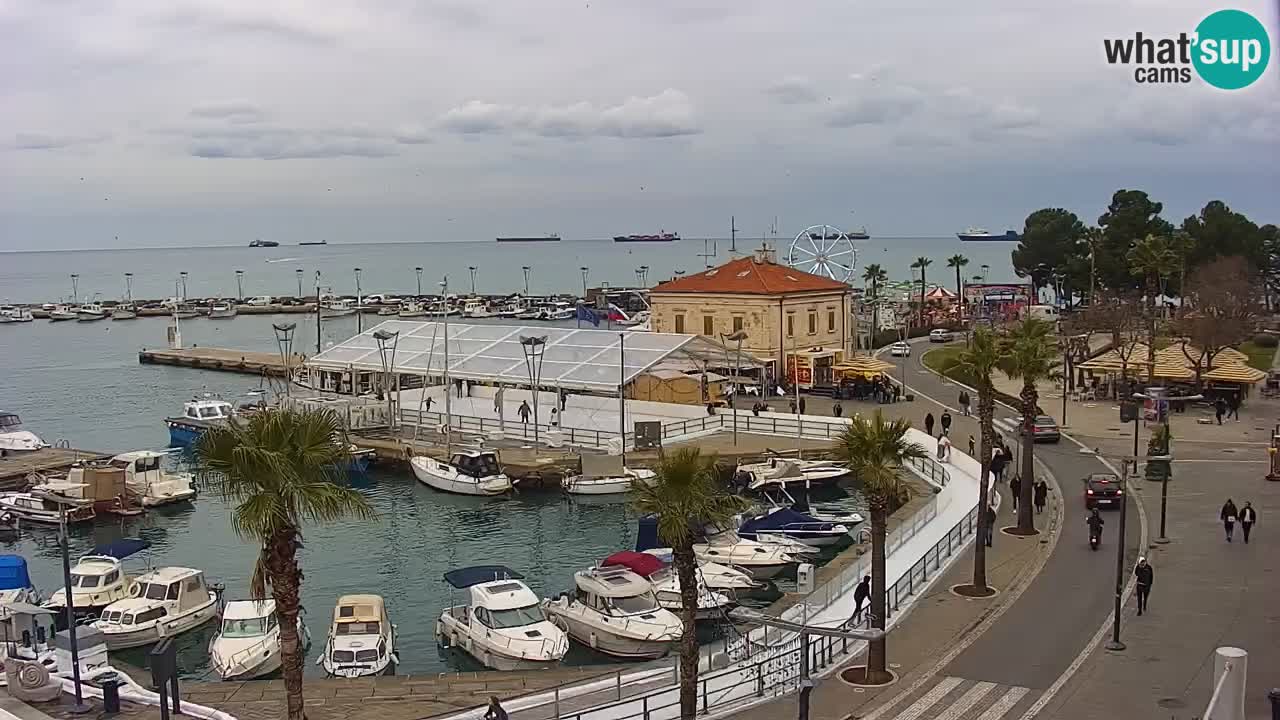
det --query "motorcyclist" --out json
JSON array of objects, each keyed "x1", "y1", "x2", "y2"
[{"x1": 1087, "y1": 508, "x2": 1105, "y2": 543}]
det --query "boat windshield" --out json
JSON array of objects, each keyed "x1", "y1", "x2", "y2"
[
  {"x1": 610, "y1": 592, "x2": 659, "y2": 614},
  {"x1": 336, "y1": 621, "x2": 380, "y2": 635},
  {"x1": 489, "y1": 604, "x2": 543, "y2": 629},
  {"x1": 143, "y1": 583, "x2": 171, "y2": 600},
  {"x1": 221, "y1": 617, "x2": 267, "y2": 637},
  {"x1": 331, "y1": 650, "x2": 355, "y2": 663},
  {"x1": 74, "y1": 573, "x2": 102, "y2": 588},
  {"x1": 0, "y1": 415, "x2": 20, "y2": 429}
]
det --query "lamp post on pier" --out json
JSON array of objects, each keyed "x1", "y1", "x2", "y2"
[
  {"x1": 522, "y1": 266, "x2": 532, "y2": 297},
  {"x1": 520, "y1": 335, "x2": 547, "y2": 446},
  {"x1": 373, "y1": 329, "x2": 400, "y2": 431},
  {"x1": 415, "y1": 267, "x2": 423, "y2": 296},
  {"x1": 580, "y1": 267, "x2": 589, "y2": 299},
  {"x1": 70, "y1": 274, "x2": 79, "y2": 302},
  {"x1": 721, "y1": 330, "x2": 748, "y2": 445},
  {"x1": 273, "y1": 323, "x2": 297, "y2": 397},
  {"x1": 179, "y1": 271, "x2": 188, "y2": 301},
  {"x1": 468, "y1": 266, "x2": 477, "y2": 295},
  {"x1": 296, "y1": 269, "x2": 304, "y2": 298},
  {"x1": 354, "y1": 267, "x2": 363, "y2": 333},
  {"x1": 235, "y1": 270, "x2": 244, "y2": 301}
]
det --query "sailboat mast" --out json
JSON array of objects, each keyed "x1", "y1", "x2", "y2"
[
  {"x1": 314, "y1": 271, "x2": 322, "y2": 355},
  {"x1": 442, "y1": 277, "x2": 451, "y2": 454},
  {"x1": 619, "y1": 332, "x2": 626, "y2": 465}
]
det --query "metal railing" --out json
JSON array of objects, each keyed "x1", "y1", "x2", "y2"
[
  {"x1": 399, "y1": 409, "x2": 626, "y2": 451},
  {"x1": 906, "y1": 454, "x2": 951, "y2": 490}
]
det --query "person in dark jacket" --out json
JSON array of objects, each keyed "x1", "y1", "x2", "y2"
[
  {"x1": 940, "y1": 411, "x2": 952, "y2": 436},
  {"x1": 851, "y1": 575, "x2": 871, "y2": 624},
  {"x1": 485, "y1": 696, "x2": 509, "y2": 720},
  {"x1": 1240, "y1": 501, "x2": 1257, "y2": 543},
  {"x1": 1010, "y1": 475, "x2": 1022, "y2": 512},
  {"x1": 833, "y1": 402, "x2": 843, "y2": 417},
  {"x1": 984, "y1": 503, "x2": 997, "y2": 546},
  {"x1": 924, "y1": 412, "x2": 935, "y2": 437},
  {"x1": 990, "y1": 450, "x2": 1007, "y2": 485},
  {"x1": 1214, "y1": 398, "x2": 1226, "y2": 425},
  {"x1": 1033, "y1": 479, "x2": 1048, "y2": 514},
  {"x1": 959, "y1": 390, "x2": 971, "y2": 416},
  {"x1": 968, "y1": 435, "x2": 976, "y2": 457},
  {"x1": 799, "y1": 397, "x2": 807, "y2": 415},
  {"x1": 1133, "y1": 557, "x2": 1153, "y2": 615},
  {"x1": 1221, "y1": 498, "x2": 1239, "y2": 542}
]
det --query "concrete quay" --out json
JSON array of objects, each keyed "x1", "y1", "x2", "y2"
[{"x1": 138, "y1": 347, "x2": 303, "y2": 377}]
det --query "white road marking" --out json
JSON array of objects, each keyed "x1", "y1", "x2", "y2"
[
  {"x1": 878, "y1": 676, "x2": 963, "y2": 720},
  {"x1": 933, "y1": 681, "x2": 998, "y2": 720},
  {"x1": 976, "y1": 686, "x2": 1030, "y2": 719}
]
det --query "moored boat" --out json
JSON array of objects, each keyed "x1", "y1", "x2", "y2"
[
  {"x1": 738, "y1": 507, "x2": 850, "y2": 547},
  {"x1": 208, "y1": 302, "x2": 238, "y2": 319},
  {"x1": 601, "y1": 551, "x2": 733, "y2": 621},
  {"x1": 110, "y1": 304, "x2": 138, "y2": 320},
  {"x1": 210, "y1": 599, "x2": 310, "y2": 680},
  {"x1": 91, "y1": 566, "x2": 219, "y2": 649},
  {"x1": 43, "y1": 539, "x2": 150, "y2": 618},
  {"x1": 75, "y1": 303, "x2": 108, "y2": 321},
  {"x1": 540, "y1": 566, "x2": 681, "y2": 659},
  {"x1": 436, "y1": 566, "x2": 568, "y2": 671},
  {"x1": 0, "y1": 306, "x2": 34, "y2": 323},
  {"x1": 0, "y1": 412, "x2": 48, "y2": 454},
  {"x1": 0, "y1": 555, "x2": 41, "y2": 605},
  {"x1": 320, "y1": 299, "x2": 357, "y2": 317},
  {"x1": 411, "y1": 450, "x2": 514, "y2": 496},
  {"x1": 318, "y1": 594, "x2": 397, "y2": 678},
  {"x1": 110, "y1": 450, "x2": 197, "y2": 507},
  {"x1": 562, "y1": 465, "x2": 655, "y2": 496},
  {"x1": 0, "y1": 490, "x2": 95, "y2": 526},
  {"x1": 164, "y1": 398, "x2": 238, "y2": 447},
  {"x1": 47, "y1": 304, "x2": 78, "y2": 322}
]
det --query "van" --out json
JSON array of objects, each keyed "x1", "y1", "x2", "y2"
[
  {"x1": 928, "y1": 328, "x2": 954, "y2": 343},
  {"x1": 245, "y1": 295, "x2": 273, "y2": 306}
]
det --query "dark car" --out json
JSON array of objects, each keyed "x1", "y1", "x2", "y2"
[
  {"x1": 1031, "y1": 415, "x2": 1060, "y2": 443},
  {"x1": 1084, "y1": 473, "x2": 1124, "y2": 509}
]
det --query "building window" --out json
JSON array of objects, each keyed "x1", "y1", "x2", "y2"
[
  {"x1": 703, "y1": 315, "x2": 714, "y2": 335},
  {"x1": 732, "y1": 316, "x2": 744, "y2": 333},
  {"x1": 808, "y1": 312, "x2": 817, "y2": 335},
  {"x1": 786, "y1": 314, "x2": 794, "y2": 337},
  {"x1": 828, "y1": 310, "x2": 836, "y2": 332},
  {"x1": 675, "y1": 314, "x2": 685, "y2": 334}
]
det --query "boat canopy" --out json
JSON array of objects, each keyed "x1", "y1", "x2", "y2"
[
  {"x1": 443, "y1": 566, "x2": 524, "y2": 589},
  {"x1": 740, "y1": 508, "x2": 837, "y2": 534},
  {"x1": 0, "y1": 555, "x2": 32, "y2": 590},
  {"x1": 92, "y1": 538, "x2": 151, "y2": 560},
  {"x1": 576, "y1": 567, "x2": 653, "y2": 598},
  {"x1": 334, "y1": 594, "x2": 384, "y2": 624},
  {"x1": 306, "y1": 320, "x2": 760, "y2": 393},
  {"x1": 601, "y1": 551, "x2": 664, "y2": 578}
]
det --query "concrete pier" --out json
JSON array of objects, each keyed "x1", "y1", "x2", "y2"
[
  {"x1": 138, "y1": 347, "x2": 303, "y2": 376},
  {"x1": 0, "y1": 447, "x2": 109, "y2": 489}
]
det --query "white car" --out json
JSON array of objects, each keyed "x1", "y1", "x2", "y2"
[
  {"x1": 890, "y1": 342, "x2": 911, "y2": 357},
  {"x1": 929, "y1": 328, "x2": 955, "y2": 343},
  {"x1": 245, "y1": 295, "x2": 273, "y2": 306}
]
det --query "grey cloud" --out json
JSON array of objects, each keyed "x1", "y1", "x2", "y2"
[
  {"x1": 439, "y1": 90, "x2": 700, "y2": 139},
  {"x1": 184, "y1": 126, "x2": 401, "y2": 159},
  {"x1": 155, "y1": 6, "x2": 339, "y2": 45},
  {"x1": 190, "y1": 101, "x2": 267, "y2": 124},
  {"x1": 826, "y1": 92, "x2": 922, "y2": 127},
  {"x1": 765, "y1": 76, "x2": 820, "y2": 105},
  {"x1": 11, "y1": 132, "x2": 108, "y2": 150},
  {"x1": 393, "y1": 125, "x2": 432, "y2": 144}
]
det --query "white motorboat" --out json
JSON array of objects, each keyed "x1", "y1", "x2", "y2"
[
  {"x1": 541, "y1": 566, "x2": 682, "y2": 659},
  {"x1": 0, "y1": 412, "x2": 48, "y2": 454},
  {"x1": 208, "y1": 302, "x2": 238, "y2": 319},
  {"x1": 91, "y1": 567, "x2": 219, "y2": 649},
  {"x1": 398, "y1": 301, "x2": 429, "y2": 318},
  {"x1": 320, "y1": 299, "x2": 357, "y2": 317},
  {"x1": 562, "y1": 467, "x2": 655, "y2": 496},
  {"x1": 110, "y1": 451, "x2": 197, "y2": 507},
  {"x1": 0, "y1": 556, "x2": 41, "y2": 606},
  {"x1": 429, "y1": 300, "x2": 460, "y2": 316},
  {"x1": 0, "y1": 306, "x2": 34, "y2": 323},
  {"x1": 640, "y1": 549, "x2": 764, "y2": 594},
  {"x1": 210, "y1": 599, "x2": 310, "y2": 680},
  {"x1": 436, "y1": 566, "x2": 568, "y2": 671},
  {"x1": 738, "y1": 457, "x2": 850, "y2": 491},
  {"x1": 75, "y1": 303, "x2": 108, "y2": 321},
  {"x1": 376, "y1": 305, "x2": 401, "y2": 316},
  {"x1": 165, "y1": 398, "x2": 238, "y2": 446},
  {"x1": 110, "y1": 304, "x2": 138, "y2": 320},
  {"x1": 461, "y1": 298, "x2": 492, "y2": 318},
  {"x1": 693, "y1": 530, "x2": 800, "y2": 580},
  {"x1": 174, "y1": 304, "x2": 200, "y2": 319},
  {"x1": 601, "y1": 552, "x2": 733, "y2": 622},
  {"x1": 495, "y1": 300, "x2": 527, "y2": 318},
  {"x1": 411, "y1": 450, "x2": 514, "y2": 496},
  {"x1": 47, "y1": 304, "x2": 78, "y2": 322},
  {"x1": 44, "y1": 540, "x2": 150, "y2": 618},
  {"x1": 539, "y1": 302, "x2": 576, "y2": 321},
  {"x1": 318, "y1": 594, "x2": 398, "y2": 678},
  {"x1": 758, "y1": 486, "x2": 865, "y2": 529},
  {"x1": 738, "y1": 507, "x2": 851, "y2": 548},
  {"x1": 0, "y1": 491, "x2": 95, "y2": 526}
]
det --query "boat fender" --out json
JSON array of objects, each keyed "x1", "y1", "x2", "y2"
[
  {"x1": 128, "y1": 582, "x2": 142, "y2": 598},
  {"x1": 0, "y1": 512, "x2": 12, "y2": 524},
  {"x1": 589, "y1": 631, "x2": 597, "y2": 649}
]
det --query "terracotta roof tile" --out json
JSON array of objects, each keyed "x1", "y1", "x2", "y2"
[{"x1": 651, "y1": 256, "x2": 849, "y2": 296}]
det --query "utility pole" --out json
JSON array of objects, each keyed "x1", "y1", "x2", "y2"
[
  {"x1": 1105, "y1": 454, "x2": 1130, "y2": 652},
  {"x1": 730, "y1": 215, "x2": 737, "y2": 252}
]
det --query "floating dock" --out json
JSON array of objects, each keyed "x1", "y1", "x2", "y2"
[
  {"x1": 138, "y1": 347, "x2": 302, "y2": 376},
  {"x1": 0, "y1": 447, "x2": 109, "y2": 490}
]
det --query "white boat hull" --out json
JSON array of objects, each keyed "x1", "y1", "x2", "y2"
[
  {"x1": 111, "y1": 310, "x2": 137, "y2": 320},
  {"x1": 541, "y1": 607, "x2": 676, "y2": 659},
  {"x1": 139, "y1": 488, "x2": 198, "y2": 507},
  {"x1": 411, "y1": 457, "x2": 512, "y2": 496},
  {"x1": 99, "y1": 594, "x2": 219, "y2": 650},
  {"x1": 435, "y1": 614, "x2": 564, "y2": 671},
  {"x1": 321, "y1": 309, "x2": 357, "y2": 318},
  {"x1": 562, "y1": 476, "x2": 631, "y2": 495}
]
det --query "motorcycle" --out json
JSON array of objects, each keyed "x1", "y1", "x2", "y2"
[{"x1": 1089, "y1": 529, "x2": 1100, "y2": 551}]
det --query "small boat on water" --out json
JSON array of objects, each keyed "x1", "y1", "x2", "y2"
[
  {"x1": 173, "y1": 304, "x2": 200, "y2": 319},
  {"x1": 561, "y1": 463, "x2": 655, "y2": 496},
  {"x1": 318, "y1": 594, "x2": 398, "y2": 678},
  {"x1": 376, "y1": 305, "x2": 401, "y2": 316},
  {"x1": 165, "y1": 398, "x2": 238, "y2": 447},
  {"x1": 110, "y1": 304, "x2": 138, "y2": 320},
  {"x1": 208, "y1": 302, "x2": 238, "y2": 319},
  {"x1": 461, "y1": 298, "x2": 492, "y2": 318},
  {"x1": 411, "y1": 450, "x2": 514, "y2": 496},
  {"x1": 738, "y1": 507, "x2": 850, "y2": 548},
  {"x1": 436, "y1": 566, "x2": 568, "y2": 671},
  {"x1": 110, "y1": 450, "x2": 197, "y2": 507},
  {"x1": 210, "y1": 599, "x2": 310, "y2": 680},
  {"x1": 693, "y1": 530, "x2": 801, "y2": 580},
  {"x1": 47, "y1": 304, "x2": 78, "y2": 322},
  {"x1": 613, "y1": 232, "x2": 679, "y2": 243},
  {"x1": 539, "y1": 302, "x2": 576, "y2": 321},
  {"x1": 75, "y1": 303, "x2": 108, "y2": 321},
  {"x1": 249, "y1": 239, "x2": 280, "y2": 247},
  {"x1": 601, "y1": 551, "x2": 733, "y2": 621},
  {"x1": 320, "y1": 299, "x2": 357, "y2": 318},
  {"x1": 738, "y1": 456, "x2": 850, "y2": 490},
  {"x1": 43, "y1": 539, "x2": 150, "y2": 618},
  {"x1": 0, "y1": 490, "x2": 96, "y2": 526},
  {"x1": 398, "y1": 301, "x2": 429, "y2": 318},
  {"x1": 0, "y1": 412, "x2": 47, "y2": 454},
  {"x1": 0, "y1": 306, "x2": 34, "y2": 323},
  {"x1": 40, "y1": 462, "x2": 145, "y2": 517},
  {"x1": 0, "y1": 555, "x2": 41, "y2": 605},
  {"x1": 639, "y1": 548, "x2": 763, "y2": 594},
  {"x1": 541, "y1": 566, "x2": 682, "y2": 659},
  {"x1": 91, "y1": 566, "x2": 219, "y2": 649}
]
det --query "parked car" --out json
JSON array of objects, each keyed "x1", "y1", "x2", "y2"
[
  {"x1": 928, "y1": 328, "x2": 955, "y2": 343},
  {"x1": 1084, "y1": 473, "x2": 1123, "y2": 509},
  {"x1": 890, "y1": 341, "x2": 911, "y2": 357},
  {"x1": 245, "y1": 295, "x2": 273, "y2": 306},
  {"x1": 1029, "y1": 415, "x2": 1061, "y2": 443}
]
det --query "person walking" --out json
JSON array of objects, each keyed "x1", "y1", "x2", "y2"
[
  {"x1": 1239, "y1": 501, "x2": 1257, "y2": 543},
  {"x1": 959, "y1": 390, "x2": 971, "y2": 416},
  {"x1": 990, "y1": 448, "x2": 1007, "y2": 485},
  {"x1": 799, "y1": 397, "x2": 807, "y2": 415},
  {"x1": 790, "y1": 399, "x2": 798, "y2": 414},
  {"x1": 968, "y1": 434, "x2": 976, "y2": 457},
  {"x1": 924, "y1": 412, "x2": 935, "y2": 437},
  {"x1": 937, "y1": 434, "x2": 952, "y2": 462},
  {"x1": 984, "y1": 503, "x2": 997, "y2": 547},
  {"x1": 517, "y1": 400, "x2": 531, "y2": 424},
  {"x1": 484, "y1": 696, "x2": 509, "y2": 720},
  {"x1": 833, "y1": 402, "x2": 843, "y2": 417},
  {"x1": 1133, "y1": 557, "x2": 1153, "y2": 616},
  {"x1": 1227, "y1": 394, "x2": 1240, "y2": 421},
  {"x1": 1214, "y1": 397, "x2": 1226, "y2": 425},
  {"x1": 1221, "y1": 498, "x2": 1239, "y2": 542},
  {"x1": 893, "y1": 383, "x2": 901, "y2": 403},
  {"x1": 851, "y1": 575, "x2": 871, "y2": 625},
  {"x1": 1033, "y1": 478, "x2": 1048, "y2": 515},
  {"x1": 1010, "y1": 475, "x2": 1022, "y2": 512},
  {"x1": 424, "y1": 396, "x2": 434, "y2": 412},
  {"x1": 940, "y1": 411, "x2": 952, "y2": 437},
  {"x1": 752, "y1": 402, "x2": 762, "y2": 417}
]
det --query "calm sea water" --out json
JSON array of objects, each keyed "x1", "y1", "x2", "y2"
[
  {"x1": 0, "y1": 311, "x2": 865, "y2": 678},
  {"x1": 0, "y1": 239, "x2": 1018, "y2": 305}
]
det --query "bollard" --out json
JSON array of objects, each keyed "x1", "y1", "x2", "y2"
[
  {"x1": 101, "y1": 674, "x2": 121, "y2": 715},
  {"x1": 1208, "y1": 646, "x2": 1247, "y2": 720}
]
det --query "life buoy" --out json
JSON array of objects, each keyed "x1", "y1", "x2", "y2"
[{"x1": 128, "y1": 582, "x2": 142, "y2": 598}]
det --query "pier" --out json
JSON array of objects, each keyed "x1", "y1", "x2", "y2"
[
  {"x1": 0, "y1": 447, "x2": 108, "y2": 490},
  {"x1": 138, "y1": 347, "x2": 302, "y2": 377}
]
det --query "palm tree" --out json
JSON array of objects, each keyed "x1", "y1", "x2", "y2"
[
  {"x1": 834, "y1": 411, "x2": 927, "y2": 683},
  {"x1": 1001, "y1": 319, "x2": 1056, "y2": 535},
  {"x1": 1083, "y1": 226, "x2": 1103, "y2": 306},
  {"x1": 910, "y1": 257, "x2": 932, "y2": 327},
  {"x1": 946, "y1": 254, "x2": 969, "y2": 317},
  {"x1": 863, "y1": 264, "x2": 888, "y2": 344},
  {"x1": 195, "y1": 409, "x2": 375, "y2": 720},
  {"x1": 631, "y1": 449, "x2": 748, "y2": 719},
  {"x1": 954, "y1": 327, "x2": 1000, "y2": 594},
  {"x1": 1127, "y1": 234, "x2": 1178, "y2": 381}
]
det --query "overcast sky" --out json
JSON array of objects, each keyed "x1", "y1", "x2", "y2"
[{"x1": 1, "y1": 0, "x2": 1277, "y2": 251}]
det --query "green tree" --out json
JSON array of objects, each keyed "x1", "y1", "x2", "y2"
[
  {"x1": 863, "y1": 264, "x2": 888, "y2": 342},
  {"x1": 1096, "y1": 189, "x2": 1174, "y2": 291},
  {"x1": 1180, "y1": 200, "x2": 1265, "y2": 271},
  {"x1": 1011, "y1": 209, "x2": 1086, "y2": 298},
  {"x1": 833, "y1": 411, "x2": 927, "y2": 683},
  {"x1": 1083, "y1": 226, "x2": 1104, "y2": 305},
  {"x1": 911, "y1": 257, "x2": 932, "y2": 326},
  {"x1": 195, "y1": 409, "x2": 375, "y2": 720},
  {"x1": 946, "y1": 255, "x2": 969, "y2": 315},
  {"x1": 631, "y1": 449, "x2": 748, "y2": 719},
  {"x1": 1127, "y1": 234, "x2": 1179, "y2": 380},
  {"x1": 1260, "y1": 224, "x2": 1280, "y2": 311},
  {"x1": 1001, "y1": 319, "x2": 1057, "y2": 535},
  {"x1": 954, "y1": 327, "x2": 1000, "y2": 594}
]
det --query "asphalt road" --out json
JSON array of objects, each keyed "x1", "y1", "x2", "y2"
[{"x1": 884, "y1": 339, "x2": 1142, "y2": 692}]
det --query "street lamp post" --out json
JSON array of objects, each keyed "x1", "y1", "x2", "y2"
[
  {"x1": 296, "y1": 269, "x2": 304, "y2": 298},
  {"x1": 619, "y1": 332, "x2": 627, "y2": 463},
  {"x1": 70, "y1": 274, "x2": 79, "y2": 302},
  {"x1": 273, "y1": 323, "x2": 297, "y2": 398},
  {"x1": 236, "y1": 270, "x2": 245, "y2": 301},
  {"x1": 374, "y1": 329, "x2": 400, "y2": 431},
  {"x1": 59, "y1": 507, "x2": 91, "y2": 714},
  {"x1": 415, "y1": 267, "x2": 423, "y2": 296},
  {"x1": 522, "y1": 266, "x2": 532, "y2": 297},
  {"x1": 520, "y1": 336, "x2": 547, "y2": 446},
  {"x1": 721, "y1": 330, "x2": 748, "y2": 445},
  {"x1": 180, "y1": 271, "x2": 188, "y2": 301},
  {"x1": 468, "y1": 266, "x2": 477, "y2": 295},
  {"x1": 354, "y1": 267, "x2": 363, "y2": 333},
  {"x1": 580, "y1": 267, "x2": 589, "y2": 299},
  {"x1": 124, "y1": 272, "x2": 133, "y2": 304}
]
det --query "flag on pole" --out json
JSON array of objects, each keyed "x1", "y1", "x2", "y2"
[{"x1": 576, "y1": 303, "x2": 600, "y2": 327}]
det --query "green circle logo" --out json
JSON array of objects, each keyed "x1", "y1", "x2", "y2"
[{"x1": 1192, "y1": 9, "x2": 1271, "y2": 89}]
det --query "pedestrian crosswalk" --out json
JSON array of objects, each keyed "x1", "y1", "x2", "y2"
[{"x1": 860, "y1": 676, "x2": 1039, "y2": 720}]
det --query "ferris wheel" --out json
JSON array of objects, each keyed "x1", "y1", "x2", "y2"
[{"x1": 787, "y1": 224, "x2": 859, "y2": 282}]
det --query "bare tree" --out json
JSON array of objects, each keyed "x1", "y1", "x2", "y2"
[
  {"x1": 1176, "y1": 256, "x2": 1260, "y2": 387},
  {"x1": 1080, "y1": 292, "x2": 1147, "y2": 383}
]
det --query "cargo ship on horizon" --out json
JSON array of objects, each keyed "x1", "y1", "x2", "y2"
[
  {"x1": 496, "y1": 235, "x2": 561, "y2": 242},
  {"x1": 613, "y1": 231, "x2": 679, "y2": 242},
  {"x1": 957, "y1": 227, "x2": 1021, "y2": 242}
]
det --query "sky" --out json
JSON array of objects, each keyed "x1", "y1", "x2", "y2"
[{"x1": 1, "y1": 0, "x2": 1277, "y2": 251}]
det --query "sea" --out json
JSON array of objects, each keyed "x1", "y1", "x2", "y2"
[{"x1": 0, "y1": 238, "x2": 1016, "y2": 679}]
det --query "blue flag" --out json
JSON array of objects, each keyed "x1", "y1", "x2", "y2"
[{"x1": 576, "y1": 303, "x2": 600, "y2": 327}]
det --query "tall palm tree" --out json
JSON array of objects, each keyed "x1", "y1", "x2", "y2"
[
  {"x1": 911, "y1": 257, "x2": 932, "y2": 327},
  {"x1": 195, "y1": 409, "x2": 375, "y2": 720},
  {"x1": 834, "y1": 411, "x2": 927, "y2": 683},
  {"x1": 954, "y1": 327, "x2": 1000, "y2": 593},
  {"x1": 1001, "y1": 319, "x2": 1056, "y2": 535},
  {"x1": 863, "y1": 264, "x2": 888, "y2": 344},
  {"x1": 1083, "y1": 226, "x2": 1104, "y2": 306},
  {"x1": 946, "y1": 254, "x2": 969, "y2": 317},
  {"x1": 1127, "y1": 234, "x2": 1178, "y2": 381},
  {"x1": 631, "y1": 449, "x2": 748, "y2": 719}
]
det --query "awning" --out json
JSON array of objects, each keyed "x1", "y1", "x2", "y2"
[
  {"x1": 1149, "y1": 361, "x2": 1195, "y2": 381},
  {"x1": 1202, "y1": 364, "x2": 1266, "y2": 384},
  {"x1": 834, "y1": 356, "x2": 895, "y2": 377}
]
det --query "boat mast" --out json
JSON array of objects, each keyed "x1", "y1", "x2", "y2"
[
  {"x1": 314, "y1": 271, "x2": 322, "y2": 355},
  {"x1": 442, "y1": 276, "x2": 451, "y2": 455},
  {"x1": 618, "y1": 332, "x2": 626, "y2": 466}
]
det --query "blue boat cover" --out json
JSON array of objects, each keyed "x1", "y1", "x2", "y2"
[
  {"x1": 740, "y1": 508, "x2": 836, "y2": 535},
  {"x1": 91, "y1": 539, "x2": 151, "y2": 560},
  {"x1": 443, "y1": 565, "x2": 524, "y2": 589},
  {"x1": 0, "y1": 555, "x2": 32, "y2": 590},
  {"x1": 635, "y1": 515, "x2": 660, "y2": 552}
]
